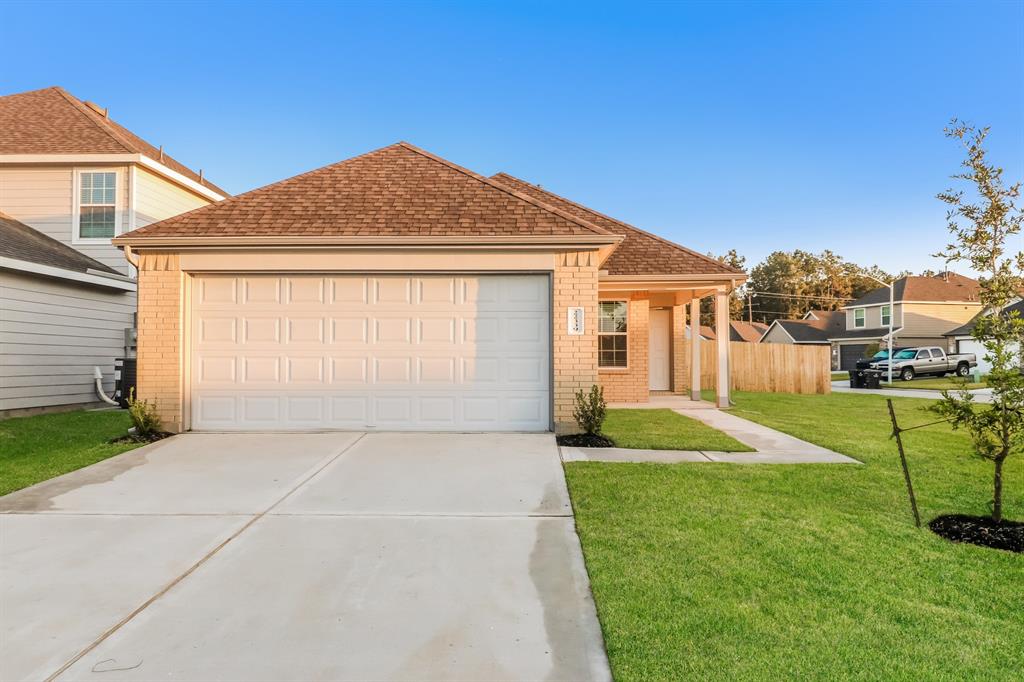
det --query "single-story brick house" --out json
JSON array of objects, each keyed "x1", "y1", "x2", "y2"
[{"x1": 114, "y1": 143, "x2": 744, "y2": 433}]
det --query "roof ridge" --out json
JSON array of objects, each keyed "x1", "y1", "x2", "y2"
[
  {"x1": 50, "y1": 87, "x2": 135, "y2": 155},
  {"x1": 491, "y1": 172, "x2": 742, "y2": 274},
  {"x1": 396, "y1": 144, "x2": 613, "y2": 237}
]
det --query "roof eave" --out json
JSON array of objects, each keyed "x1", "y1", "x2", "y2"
[{"x1": 111, "y1": 234, "x2": 624, "y2": 249}]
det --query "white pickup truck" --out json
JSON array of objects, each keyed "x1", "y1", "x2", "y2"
[{"x1": 871, "y1": 346, "x2": 978, "y2": 381}]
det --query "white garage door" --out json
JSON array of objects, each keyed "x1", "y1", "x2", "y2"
[{"x1": 190, "y1": 274, "x2": 551, "y2": 431}]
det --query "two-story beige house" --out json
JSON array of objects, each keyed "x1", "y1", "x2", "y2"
[
  {"x1": 0, "y1": 87, "x2": 227, "y2": 415},
  {"x1": 762, "y1": 273, "x2": 981, "y2": 369}
]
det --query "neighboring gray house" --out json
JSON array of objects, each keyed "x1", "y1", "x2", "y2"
[
  {"x1": 0, "y1": 86, "x2": 226, "y2": 416},
  {"x1": 762, "y1": 275, "x2": 982, "y2": 370},
  {"x1": 1, "y1": 213, "x2": 135, "y2": 415}
]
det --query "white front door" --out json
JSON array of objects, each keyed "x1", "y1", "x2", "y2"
[
  {"x1": 649, "y1": 308, "x2": 671, "y2": 391},
  {"x1": 189, "y1": 274, "x2": 551, "y2": 431}
]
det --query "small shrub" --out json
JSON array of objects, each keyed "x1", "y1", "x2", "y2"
[
  {"x1": 573, "y1": 384, "x2": 607, "y2": 435},
  {"x1": 127, "y1": 388, "x2": 163, "y2": 439}
]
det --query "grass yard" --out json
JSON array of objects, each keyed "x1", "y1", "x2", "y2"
[
  {"x1": 601, "y1": 408, "x2": 752, "y2": 452},
  {"x1": 565, "y1": 391, "x2": 1023, "y2": 681},
  {"x1": 882, "y1": 376, "x2": 987, "y2": 391},
  {"x1": 0, "y1": 410, "x2": 141, "y2": 496},
  {"x1": 831, "y1": 371, "x2": 848, "y2": 381}
]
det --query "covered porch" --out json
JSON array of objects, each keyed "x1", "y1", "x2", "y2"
[{"x1": 597, "y1": 276, "x2": 744, "y2": 409}]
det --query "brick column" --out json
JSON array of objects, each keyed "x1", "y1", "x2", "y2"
[
  {"x1": 552, "y1": 251, "x2": 599, "y2": 434},
  {"x1": 136, "y1": 252, "x2": 185, "y2": 432},
  {"x1": 671, "y1": 303, "x2": 687, "y2": 393}
]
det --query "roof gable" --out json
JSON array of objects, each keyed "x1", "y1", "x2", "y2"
[
  {"x1": 490, "y1": 173, "x2": 743, "y2": 277},
  {"x1": 120, "y1": 143, "x2": 615, "y2": 241},
  {"x1": 0, "y1": 211, "x2": 118, "y2": 275},
  {"x1": 0, "y1": 87, "x2": 228, "y2": 196}
]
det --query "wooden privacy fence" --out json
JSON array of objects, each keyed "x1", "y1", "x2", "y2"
[{"x1": 680, "y1": 341, "x2": 832, "y2": 395}]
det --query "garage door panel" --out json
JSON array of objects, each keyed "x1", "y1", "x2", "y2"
[{"x1": 192, "y1": 274, "x2": 550, "y2": 431}]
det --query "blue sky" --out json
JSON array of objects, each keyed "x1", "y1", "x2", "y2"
[{"x1": 3, "y1": 0, "x2": 1022, "y2": 274}]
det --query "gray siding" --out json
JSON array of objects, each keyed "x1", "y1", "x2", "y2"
[{"x1": 1, "y1": 269, "x2": 135, "y2": 411}]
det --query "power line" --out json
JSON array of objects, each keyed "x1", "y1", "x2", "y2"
[{"x1": 747, "y1": 290, "x2": 855, "y2": 302}]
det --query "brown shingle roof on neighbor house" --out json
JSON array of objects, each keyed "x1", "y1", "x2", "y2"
[
  {"x1": 0, "y1": 211, "x2": 119, "y2": 275},
  {"x1": 850, "y1": 273, "x2": 980, "y2": 306},
  {"x1": 491, "y1": 172, "x2": 743, "y2": 277},
  {"x1": 119, "y1": 143, "x2": 617, "y2": 241},
  {"x1": 0, "y1": 86, "x2": 229, "y2": 197}
]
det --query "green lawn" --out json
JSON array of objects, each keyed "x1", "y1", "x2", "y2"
[
  {"x1": 882, "y1": 376, "x2": 987, "y2": 391},
  {"x1": 831, "y1": 371, "x2": 848, "y2": 381},
  {"x1": 0, "y1": 410, "x2": 141, "y2": 496},
  {"x1": 601, "y1": 408, "x2": 752, "y2": 452},
  {"x1": 565, "y1": 391, "x2": 1023, "y2": 681}
]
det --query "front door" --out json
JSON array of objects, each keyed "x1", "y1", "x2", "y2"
[{"x1": 649, "y1": 308, "x2": 671, "y2": 390}]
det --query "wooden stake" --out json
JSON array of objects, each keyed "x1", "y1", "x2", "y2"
[{"x1": 887, "y1": 398, "x2": 921, "y2": 528}]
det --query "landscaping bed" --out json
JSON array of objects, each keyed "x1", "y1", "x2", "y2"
[
  {"x1": 929, "y1": 513, "x2": 1023, "y2": 553},
  {"x1": 565, "y1": 391, "x2": 1022, "y2": 680}
]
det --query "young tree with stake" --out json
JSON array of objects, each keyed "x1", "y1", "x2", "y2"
[{"x1": 931, "y1": 120, "x2": 1023, "y2": 524}]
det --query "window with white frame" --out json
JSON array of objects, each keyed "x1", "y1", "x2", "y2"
[
  {"x1": 881, "y1": 305, "x2": 891, "y2": 327},
  {"x1": 78, "y1": 171, "x2": 117, "y2": 239},
  {"x1": 599, "y1": 301, "x2": 628, "y2": 368},
  {"x1": 854, "y1": 308, "x2": 865, "y2": 328}
]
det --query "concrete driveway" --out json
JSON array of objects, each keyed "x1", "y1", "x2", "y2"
[{"x1": 1, "y1": 432, "x2": 609, "y2": 682}]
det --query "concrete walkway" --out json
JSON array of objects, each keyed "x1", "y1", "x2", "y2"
[
  {"x1": 831, "y1": 381, "x2": 993, "y2": 402},
  {"x1": 1, "y1": 433, "x2": 610, "y2": 682},
  {"x1": 567, "y1": 397, "x2": 858, "y2": 464}
]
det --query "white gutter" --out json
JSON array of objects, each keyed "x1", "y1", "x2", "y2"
[
  {"x1": 0, "y1": 257, "x2": 137, "y2": 291},
  {"x1": 112, "y1": 234, "x2": 623, "y2": 248}
]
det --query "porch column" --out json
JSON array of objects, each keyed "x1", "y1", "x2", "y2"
[
  {"x1": 715, "y1": 288, "x2": 731, "y2": 408},
  {"x1": 689, "y1": 297, "x2": 701, "y2": 401}
]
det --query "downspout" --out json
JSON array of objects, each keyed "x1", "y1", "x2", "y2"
[
  {"x1": 93, "y1": 367, "x2": 120, "y2": 406},
  {"x1": 123, "y1": 244, "x2": 140, "y2": 269}
]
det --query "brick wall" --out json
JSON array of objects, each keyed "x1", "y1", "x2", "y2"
[
  {"x1": 552, "y1": 251, "x2": 600, "y2": 434},
  {"x1": 599, "y1": 292, "x2": 650, "y2": 403},
  {"x1": 135, "y1": 252, "x2": 185, "y2": 432}
]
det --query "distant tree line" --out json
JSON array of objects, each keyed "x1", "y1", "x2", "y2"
[{"x1": 701, "y1": 249, "x2": 911, "y2": 325}]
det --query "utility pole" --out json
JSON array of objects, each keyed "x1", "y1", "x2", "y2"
[{"x1": 748, "y1": 293, "x2": 753, "y2": 323}]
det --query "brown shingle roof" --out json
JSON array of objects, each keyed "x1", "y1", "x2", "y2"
[
  {"x1": 490, "y1": 173, "x2": 743, "y2": 277},
  {"x1": 0, "y1": 87, "x2": 228, "y2": 197},
  {"x1": 0, "y1": 211, "x2": 118, "y2": 275},
  {"x1": 851, "y1": 273, "x2": 980, "y2": 306},
  {"x1": 119, "y1": 143, "x2": 615, "y2": 240}
]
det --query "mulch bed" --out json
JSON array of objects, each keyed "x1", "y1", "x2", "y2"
[
  {"x1": 556, "y1": 433, "x2": 615, "y2": 448},
  {"x1": 928, "y1": 514, "x2": 1023, "y2": 553},
  {"x1": 110, "y1": 431, "x2": 173, "y2": 445}
]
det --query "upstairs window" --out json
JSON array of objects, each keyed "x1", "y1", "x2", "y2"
[
  {"x1": 854, "y1": 308, "x2": 865, "y2": 328},
  {"x1": 881, "y1": 305, "x2": 891, "y2": 327},
  {"x1": 79, "y1": 171, "x2": 117, "y2": 239},
  {"x1": 599, "y1": 301, "x2": 628, "y2": 368}
]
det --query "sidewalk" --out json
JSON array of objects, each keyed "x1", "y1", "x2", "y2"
[
  {"x1": 831, "y1": 381, "x2": 993, "y2": 403},
  {"x1": 563, "y1": 401, "x2": 859, "y2": 465}
]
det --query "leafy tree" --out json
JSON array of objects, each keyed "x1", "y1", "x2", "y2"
[
  {"x1": 930, "y1": 121, "x2": 1023, "y2": 523},
  {"x1": 700, "y1": 250, "x2": 748, "y2": 325},
  {"x1": 746, "y1": 250, "x2": 897, "y2": 322}
]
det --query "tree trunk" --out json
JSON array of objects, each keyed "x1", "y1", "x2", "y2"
[{"x1": 993, "y1": 455, "x2": 1005, "y2": 524}]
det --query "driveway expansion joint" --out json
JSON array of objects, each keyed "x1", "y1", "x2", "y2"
[{"x1": 42, "y1": 432, "x2": 368, "y2": 682}]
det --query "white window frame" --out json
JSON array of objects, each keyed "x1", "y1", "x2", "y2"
[
  {"x1": 854, "y1": 308, "x2": 866, "y2": 328},
  {"x1": 598, "y1": 300, "x2": 629, "y2": 369},
  {"x1": 881, "y1": 305, "x2": 891, "y2": 327},
  {"x1": 73, "y1": 168, "x2": 122, "y2": 244}
]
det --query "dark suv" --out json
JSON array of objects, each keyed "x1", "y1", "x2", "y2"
[{"x1": 855, "y1": 348, "x2": 906, "y2": 371}]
